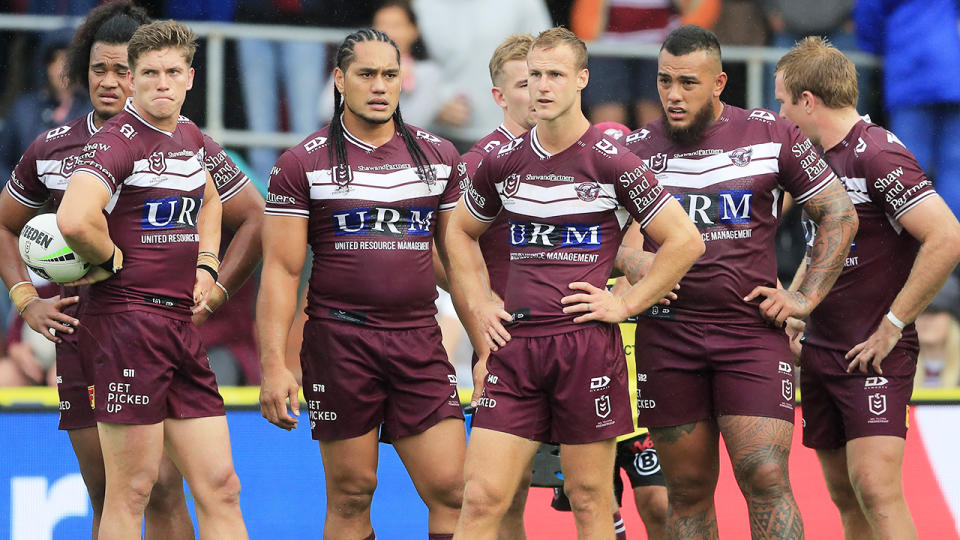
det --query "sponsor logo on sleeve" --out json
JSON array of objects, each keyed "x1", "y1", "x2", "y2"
[
  {"x1": 748, "y1": 109, "x2": 776, "y2": 122},
  {"x1": 266, "y1": 192, "x2": 296, "y2": 205},
  {"x1": 304, "y1": 136, "x2": 328, "y2": 153},
  {"x1": 497, "y1": 138, "x2": 522, "y2": 156},
  {"x1": 854, "y1": 137, "x2": 867, "y2": 156},
  {"x1": 45, "y1": 125, "x2": 72, "y2": 140},
  {"x1": 593, "y1": 139, "x2": 619, "y2": 156},
  {"x1": 483, "y1": 139, "x2": 502, "y2": 152},
  {"x1": 886, "y1": 130, "x2": 905, "y2": 147},
  {"x1": 625, "y1": 129, "x2": 650, "y2": 144},
  {"x1": 416, "y1": 130, "x2": 441, "y2": 144},
  {"x1": 120, "y1": 124, "x2": 137, "y2": 139}
]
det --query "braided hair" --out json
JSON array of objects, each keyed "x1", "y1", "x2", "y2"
[
  {"x1": 329, "y1": 28, "x2": 436, "y2": 188},
  {"x1": 65, "y1": 0, "x2": 151, "y2": 89}
]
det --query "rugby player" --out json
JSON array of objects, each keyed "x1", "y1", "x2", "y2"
[
  {"x1": 446, "y1": 27, "x2": 703, "y2": 537},
  {"x1": 56, "y1": 21, "x2": 249, "y2": 538},
  {"x1": 257, "y1": 28, "x2": 468, "y2": 539},
  {"x1": 775, "y1": 37, "x2": 960, "y2": 540},
  {"x1": 622, "y1": 25, "x2": 858, "y2": 539}
]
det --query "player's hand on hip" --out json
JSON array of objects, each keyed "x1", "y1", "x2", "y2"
[
  {"x1": 561, "y1": 282, "x2": 630, "y2": 323},
  {"x1": 744, "y1": 286, "x2": 812, "y2": 327},
  {"x1": 191, "y1": 269, "x2": 215, "y2": 314},
  {"x1": 21, "y1": 295, "x2": 80, "y2": 344},
  {"x1": 659, "y1": 283, "x2": 680, "y2": 305},
  {"x1": 259, "y1": 365, "x2": 301, "y2": 430},
  {"x1": 845, "y1": 318, "x2": 902, "y2": 375},
  {"x1": 191, "y1": 281, "x2": 226, "y2": 326},
  {"x1": 65, "y1": 267, "x2": 112, "y2": 287},
  {"x1": 470, "y1": 352, "x2": 489, "y2": 409},
  {"x1": 785, "y1": 317, "x2": 805, "y2": 361},
  {"x1": 473, "y1": 300, "x2": 513, "y2": 352}
]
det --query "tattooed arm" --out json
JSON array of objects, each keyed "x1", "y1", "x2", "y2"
[{"x1": 745, "y1": 180, "x2": 857, "y2": 325}]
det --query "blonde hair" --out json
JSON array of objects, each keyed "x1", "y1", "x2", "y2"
[
  {"x1": 775, "y1": 36, "x2": 857, "y2": 109},
  {"x1": 531, "y1": 27, "x2": 588, "y2": 71},
  {"x1": 128, "y1": 20, "x2": 197, "y2": 69},
  {"x1": 489, "y1": 34, "x2": 535, "y2": 86}
]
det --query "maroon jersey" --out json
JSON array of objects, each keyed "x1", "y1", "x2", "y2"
[
  {"x1": 265, "y1": 123, "x2": 466, "y2": 329},
  {"x1": 803, "y1": 120, "x2": 934, "y2": 353},
  {"x1": 465, "y1": 125, "x2": 673, "y2": 337},
  {"x1": 202, "y1": 134, "x2": 250, "y2": 204},
  {"x1": 625, "y1": 105, "x2": 838, "y2": 324},
  {"x1": 462, "y1": 124, "x2": 522, "y2": 297},
  {"x1": 5, "y1": 112, "x2": 99, "y2": 211},
  {"x1": 72, "y1": 100, "x2": 210, "y2": 321}
]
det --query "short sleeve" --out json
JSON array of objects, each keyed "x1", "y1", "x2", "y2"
[
  {"x1": 462, "y1": 156, "x2": 502, "y2": 223},
  {"x1": 264, "y1": 150, "x2": 310, "y2": 219},
  {"x1": 612, "y1": 152, "x2": 672, "y2": 229},
  {"x1": 202, "y1": 134, "x2": 250, "y2": 203},
  {"x1": 777, "y1": 122, "x2": 837, "y2": 204},
  {"x1": 440, "y1": 154, "x2": 468, "y2": 212},
  {"x1": 461, "y1": 149, "x2": 484, "y2": 178},
  {"x1": 5, "y1": 141, "x2": 48, "y2": 208},
  {"x1": 72, "y1": 134, "x2": 134, "y2": 196},
  {"x1": 864, "y1": 140, "x2": 936, "y2": 221}
]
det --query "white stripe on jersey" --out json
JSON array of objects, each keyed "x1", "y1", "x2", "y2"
[
  {"x1": 265, "y1": 207, "x2": 310, "y2": 218},
  {"x1": 793, "y1": 172, "x2": 837, "y2": 204},
  {"x1": 218, "y1": 176, "x2": 250, "y2": 203},
  {"x1": 464, "y1": 193, "x2": 496, "y2": 223},
  {"x1": 655, "y1": 142, "x2": 782, "y2": 185},
  {"x1": 496, "y1": 181, "x2": 618, "y2": 219},
  {"x1": 893, "y1": 190, "x2": 937, "y2": 221},
  {"x1": 125, "y1": 158, "x2": 206, "y2": 191},
  {"x1": 529, "y1": 126, "x2": 553, "y2": 160},
  {"x1": 4, "y1": 183, "x2": 45, "y2": 208},
  {"x1": 637, "y1": 193, "x2": 671, "y2": 228},
  {"x1": 35, "y1": 160, "x2": 71, "y2": 192},
  {"x1": 306, "y1": 164, "x2": 452, "y2": 204},
  {"x1": 73, "y1": 167, "x2": 116, "y2": 196},
  {"x1": 841, "y1": 177, "x2": 872, "y2": 205}
]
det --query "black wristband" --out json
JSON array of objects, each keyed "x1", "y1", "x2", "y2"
[
  {"x1": 197, "y1": 264, "x2": 219, "y2": 281},
  {"x1": 97, "y1": 248, "x2": 121, "y2": 274}
]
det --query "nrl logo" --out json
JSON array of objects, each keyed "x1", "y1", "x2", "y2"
[
  {"x1": 649, "y1": 153, "x2": 669, "y2": 173},
  {"x1": 333, "y1": 164, "x2": 352, "y2": 189},
  {"x1": 868, "y1": 393, "x2": 887, "y2": 415},
  {"x1": 594, "y1": 395, "x2": 611, "y2": 419},
  {"x1": 782, "y1": 379, "x2": 794, "y2": 401},
  {"x1": 502, "y1": 173, "x2": 521, "y2": 198},
  {"x1": 60, "y1": 155, "x2": 78, "y2": 176},
  {"x1": 575, "y1": 182, "x2": 600, "y2": 202},
  {"x1": 729, "y1": 147, "x2": 753, "y2": 167},
  {"x1": 149, "y1": 151, "x2": 166, "y2": 174}
]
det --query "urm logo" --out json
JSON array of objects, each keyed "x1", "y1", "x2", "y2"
[
  {"x1": 141, "y1": 195, "x2": 202, "y2": 230},
  {"x1": 675, "y1": 189, "x2": 752, "y2": 227},
  {"x1": 332, "y1": 206, "x2": 434, "y2": 238},
  {"x1": 509, "y1": 221, "x2": 602, "y2": 249}
]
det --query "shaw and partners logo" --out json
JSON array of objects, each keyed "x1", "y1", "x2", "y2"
[
  {"x1": 674, "y1": 189, "x2": 753, "y2": 227},
  {"x1": 509, "y1": 221, "x2": 602, "y2": 248},
  {"x1": 141, "y1": 195, "x2": 202, "y2": 230},
  {"x1": 332, "y1": 206, "x2": 434, "y2": 238}
]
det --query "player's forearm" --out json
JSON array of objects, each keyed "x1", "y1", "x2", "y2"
[
  {"x1": 444, "y1": 227, "x2": 495, "y2": 344},
  {"x1": 197, "y1": 179, "x2": 222, "y2": 256},
  {"x1": 217, "y1": 208, "x2": 263, "y2": 297},
  {"x1": 57, "y1": 205, "x2": 113, "y2": 264},
  {"x1": 788, "y1": 257, "x2": 808, "y2": 293},
  {"x1": 432, "y1": 246, "x2": 450, "y2": 291},
  {"x1": 613, "y1": 246, "x2": 655, "y2": 284},
  {"x1": 0, "y1": 224, "x2": 30, "y2": 289},
  {"x1": 888, "y1": 233, "x2": 960, "y2": 324},
  {"x1": 797, "y1": 183, "x2": 858, "y2": 308},
  {"x1": 255, "y1": 261, "x2": 300, "y2": 371},
  {"x1": 621, "y1": 235, "x2": 701, "y2": 314}
]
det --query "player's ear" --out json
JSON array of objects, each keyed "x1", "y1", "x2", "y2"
[
  {"x1": 186, "y1": 67, "x2": 195, "y2": 91},
  {"x1": 713, "y1": 71, "x2": 727, "y2": 97},
  {"x1": 577, "y1": 68, "x2": 589, "y2": 91},
  {"x1": 801, "y1": 90, "x2": 815, "y2": 113},
  {"x1": 491, "y1": 86, "x2": 507, "y2": 108},
  {"x1": 333, "y1": 67, "x2": 345, "y2": 94}
]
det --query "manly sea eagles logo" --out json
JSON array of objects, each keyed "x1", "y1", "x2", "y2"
[
  {"x1": 649, "y1": 152, "x2": 669, "y2": 173},
  {"x1": 60, "y1": 155, "x2": 78, "y2": 176},
  {"x1": 729, "y1": 146, "x2": 753, "y2": 167},
  {"x1": 868, "y1": 393, "x2": 887, "y2": 416},
  {"x1": 149, "y1": 151, "x2": 166, "y2": 174},
  {"x1": 502, "y1": 173, "x2": 521, "y2": 198},
  {"x1": 575, "y1": 182, "x2": 600, "y2": 202}
]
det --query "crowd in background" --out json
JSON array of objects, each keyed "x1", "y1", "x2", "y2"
[{"x1": 0, "y1": 0, "x2": 958, "y2": 390}]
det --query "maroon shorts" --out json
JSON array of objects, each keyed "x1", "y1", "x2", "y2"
[
  {"x1": 634, "y1": 319, "x2": 796, "y2": 427},
  {"x1": 800, "y1": 344, "x2": 915, "y2": 449},
  {"x1": 471, "y1": 324, "x2": 632, "y2": 444},
  {"x1": 78, "y1": 311, "x2": 224, "y2": 424},
  {"x1": 300, "y1": 319, "x2": 464, "y2": 442},
  {"x1": 55, "y1": 327, "x2": 96, "y2": 430}
]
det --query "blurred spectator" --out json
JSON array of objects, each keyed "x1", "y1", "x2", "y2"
[
  {"x1": 855, "y1": 0, "x2": 960, "y2": 219},
  {"x1": 763, "y1": 0, "x2": 870, "y2": 113},
  {"x1": 319, "y1": 0, "x2": 446, "y2": 130},
  {"x1": 915, "y1": 275, "x2": 960, "y2": 389},
  {"x1": 412, "y1": 0, "x2": 552, "y2": 150},
  {"x1": 572, "y1": 0, "x2": 717, "y2": 128},
  {"x1": 234, "y1": 0, "x2": 331, "y2": 182},
  {"x1": 0, "y1": 36, "x2": 89, "y2": 185},
  {"x1": 0, "y1": 280, "x2": 58, "y2": 387}
]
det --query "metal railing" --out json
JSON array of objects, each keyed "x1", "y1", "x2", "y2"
[{"x1": 0, "y1": 14, "x2": 880, "y2": 149}]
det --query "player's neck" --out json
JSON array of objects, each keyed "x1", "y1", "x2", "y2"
[
  {"x1": 818, "y1": 106, "x2": 862, "y2": 152},
  {"x1": 131, "y1": 100, "x2": 178, "y2": 133},
  {"x1": 342, "y1": 110, "x2": 396, "y2": 147},
  {"x1": 536, "y1": 112, "x2": 590, "y2": 154},
  {"x1": 501, "y1": 116, "x2": 529, "y2": 139}
]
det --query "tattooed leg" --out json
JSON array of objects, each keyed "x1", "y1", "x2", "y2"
[
  {"x1": 718, "y1": 415, "x2": 803, "y2": 540},
  {"x1": 649, "y1": 421, "x2": 720, "y2": 540}
]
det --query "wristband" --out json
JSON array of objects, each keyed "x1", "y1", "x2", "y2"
[
  {"x1": 97, "y1": 246, "x2": 123, "y2": 274},
  {"x1": 886, "y1": 311, "x2": 906, "y2": 330},
  {"x1": 197, "y1": 265, "x2": 219, "y2": 281},
  {"x1": 9, "y1": 281, "x2": 40, "y2": 314}
]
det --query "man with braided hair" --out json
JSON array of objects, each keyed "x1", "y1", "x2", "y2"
[{"x1": 258, "y1": 28, "x2": 468, "y2": 539}]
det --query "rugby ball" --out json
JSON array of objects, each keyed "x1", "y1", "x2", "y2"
[{"x1": 18, "y1": 213, "x2": 90, "y2": 283}]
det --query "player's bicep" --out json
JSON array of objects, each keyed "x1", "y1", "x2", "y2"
[
  {"x1": 897, "y1": 195, "x2": 960, "y2": 244},
  {"x1": 221, "y1": 182, "x2": 266, "y2": 231},
  {"x1": 0, "y1": 188, "x2": 40, "y2": 235},
  {"x1": 641, "y1": 196, "x2": 700, "y2": 248},
  {"x1": 61, "y1": 172, "x2": 112, "y2": 212},
  {"x1": 448, "y1": 200, "x2": 492, "y2": 242},
  {"x1": 261, "y1": 214, "x2": 307, "y2": 277},
  {"x1": 800, "y1": 179, "x2": 856, "y2": 226}
]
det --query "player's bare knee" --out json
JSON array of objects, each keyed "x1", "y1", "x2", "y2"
[
  {"x1": 424, "y1": 475, "x2": 463, "y2": 511},
  {"x1": 850, "y1": 470, "x2": 901, "y2": 512},
  {"x1": 327, "y1": 471, "x2": 377, "y2": 517},
  {"x1": 563, "y1": 481, "x2": 606, "y2": 518},
  {"x1": 736, "y1": 459, "x2": 790, "y2": 500},
  {"x1": 146, "y1": 472, "x2": 186, "y2": 513},
  {"x1": 461, "y1": 478, "x2": 511, "y2": 518},
  {"x1": 117, "y1": 471, "x2": 159, "y2": 515},
  {"x1": 194, "y1": 466, "x2": 242, "y2": 509}
]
